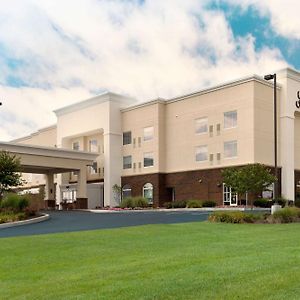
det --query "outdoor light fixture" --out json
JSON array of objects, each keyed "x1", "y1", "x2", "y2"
[{"x1": 264, "y1": 73, "x2": 279, "y2": 203}]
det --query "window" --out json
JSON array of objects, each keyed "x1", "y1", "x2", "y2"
[
  {"x1": 89, "y1": 139, "x2": 98, "y2": 152},
  {"x1": 224, "y1": 140, "x2": 237, "y2": 158},
  {"x1": 72, "y1": 141, "x2": 79, "y2": 151},
  {"x1": 224, "y1": 110, "x2": 237, "y2": 129},
  {"x1": 143, "y1": 126, "x2": 154, "y2": 141},
  {"x1": 195, "y1": 145, "x2": 208, "y2": 162},
  {"x1": 122, "y1": 184, "x2": 132, "y2": 199},
  {"x1": 143, "y1": 183, "x2": 153, "y2": 204},
  {"x1": 195, "y1": 117, "x2": 208, "y2": 134},
  {"x1": 144, "y1": 152, "x2": 154, "y2": 167},
  {"x1": 89, "y1": 161, "x2": 98, "y2": 174},
  {"x1": 123, "y1": 155, "x2": 132, "y2": 169},
  {"x1": 123, "y1": 131, "x2": 132, "y2": 145}
]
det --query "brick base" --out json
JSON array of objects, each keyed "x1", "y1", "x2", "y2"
[
  {"x1": 122, "y1": 166, "x2": 282, "y2": 207},
  {"x1": 75, "y1": 198, "x2": 88, "y2": 209},
  {"x1": 44, "y1": 199, "x2": 56, "y2": 209}
]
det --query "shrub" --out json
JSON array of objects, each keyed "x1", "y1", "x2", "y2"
[
  {"x1": 120, "y1": 197, "x2": 149, "y2": 208},
  {"x1": 172, "y1": 200, "x2": 187, "y2": 208},
  {"x1": 0, "y1": 193, "x2": 29, "y2": 212},
  {"x1": 209, "y1": 211, "x2": 261, "y2": 223},
  {"x1": 272, "y1": 207, "x2": 300, "y2": 223},
  {"x1": 187, "y1": 200, "x2": 202, "y2": 208},
  {"x1": 0, "y1": 211, "x2": 26, "y2": 224},
  {"x1": 253, "y1": 198, "x2": 271, "y2": 208},
  {"x1": 163, "y1": 202, "x2": 172, "y2": 209},
  {"x1": 202, "y1": 200, "x2": 216, "y2": 207},
  {"x1": 132, "y1": 197, "x2": 149, "y2": 208},
  {"x1": 273, "y1": 197, "x2": 287, "y2": 207}
]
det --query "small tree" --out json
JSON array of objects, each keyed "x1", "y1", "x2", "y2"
[
  {"x1": 222, "y1": 163, "x2": 277, "y2": 207},
  {"x1": 0, "y1": 151, "x2": 23, "y2": 199}
]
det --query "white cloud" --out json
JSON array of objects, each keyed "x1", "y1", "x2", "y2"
[
  {"x1": 226, "y1": 0, "x2": 300, "y2": 39},
  {"x1": 0, "y1": 0, "x2": 288, "y2": 141}
]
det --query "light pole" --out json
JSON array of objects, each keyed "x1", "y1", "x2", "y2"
[{"x1": 264, "y1": 73, "x2": 279, "y2": 203}]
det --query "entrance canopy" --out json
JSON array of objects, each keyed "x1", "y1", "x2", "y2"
[{"x1": 0, "y1": 142, "x2": 98, "y2": 174}]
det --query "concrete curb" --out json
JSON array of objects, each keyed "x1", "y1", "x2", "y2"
[
  {"x1": 0, "y1": 213, "x2": 50, "y2": 229},
  {"x1": 88, "y1": 207, "x2": 271, "y2": 213}
]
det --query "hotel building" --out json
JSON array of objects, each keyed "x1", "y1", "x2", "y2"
[{"x1": 11, "y1": 67, "x2": 300, "y2": 208}]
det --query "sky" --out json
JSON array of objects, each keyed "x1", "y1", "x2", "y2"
[{"x1": 0, "y1": 0, "x2": 299, "y2": 141}]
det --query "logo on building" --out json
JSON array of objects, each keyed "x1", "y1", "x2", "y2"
[{"x1": 296, "y1": 91, "x2": 300, "y2": 109}]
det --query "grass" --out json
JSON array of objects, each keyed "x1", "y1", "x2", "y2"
[{"x1": 1, "y1": 222, "x2": 300, "y2": 299}]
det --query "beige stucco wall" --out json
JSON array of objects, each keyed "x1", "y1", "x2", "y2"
[
  {"x1": 14, "y1": 125, "x2": 57, "y2": 147},
  {"x1": 253, "y1": 81, "x2": 277, "y2": 166},
  {"x1": 122, "y1": 80, "x2": 256, "y2": 175}
]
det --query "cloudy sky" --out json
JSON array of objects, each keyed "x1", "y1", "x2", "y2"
[{"x1": 0, "y1": 0, "x2": 299, "y2": 141}]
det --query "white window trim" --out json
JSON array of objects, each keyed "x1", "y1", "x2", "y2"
[
  {"x1": 143, "y1": 126, "x2": 154, "y2": 142},
  {"x1": 143, "y1": 152, "x2": 154, "y2": 168},
  {"x1": 195, "y1": 117, "x2": 208, "y2": 135},
  {"x1": 224, "y1": 140, "x2": 238, "y2": 159},
  {"x1": 195, "y1": 145, "x2": 208, "y2": 162},
  {"x1": 223, "y1": 110, "x2": 238, "y2": 130}
]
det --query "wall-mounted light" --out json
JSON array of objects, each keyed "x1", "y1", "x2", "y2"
[
  {"x1": 198, "y1": 179, "x2": 202, "y2": 183},
  {"x1": 217, "y1": 182, "x2": 222, "y2": 188}
]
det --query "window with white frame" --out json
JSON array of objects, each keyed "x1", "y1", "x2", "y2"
[
  {"x1": 224, "y1": 110, "x2": 237, "y2": 129},
  {"x1": 72, "y1": 141, "x2": 80, "y2": 151},
  {"x1": 123, "y1": 131, "x2": 132, "y2": 145},
  {"x1": 143, "y1": 183, "x2": 153, "y2": 204},
  {"x1": 89, "y1": 161, "x2": 98, "y2": 174},
  {"x1": 123, "y1": 155, "x2": 132, "y2": 169},
  {"x1": 195, "y1": 145, "x2": 208, "y2": 162},
  {"x1": 143, "y1": 126, "x2": 154, "y2": 141},
  {"x1": 223, "y1": 184, "x2": 238, "y2": 205},
  {"x1": 224, "y1": 140, "x2": 237, "y2": 158},
  {"x1": 122, "y1": 184, "x2": 132, "y2": 199},
  {"x1": 195, "y1": 117, "x2": 208, "y2": 134},
  {"x1": 89, "y1": 139, "x2": 98, "y2": 152},
  {"x1": 144, "y1": 152, "x2": 154, "y2": 167}
]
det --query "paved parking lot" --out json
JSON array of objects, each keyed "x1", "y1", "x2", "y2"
[{"x1": 0, "y1": 210, "x2": 210, "y2": 238}]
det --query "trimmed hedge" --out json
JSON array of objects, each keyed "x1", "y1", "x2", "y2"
[
  {"x1": 209, "y1": 211, "x2": 260, "y2": 223},
  {"x1": 202, "y1": 200, "x2": 216, "y2": 207},
  {"x1": 187, "y1": 200, "x2": 202, "y2": 208},
  {"x1": 120, "y1": 197, "x2": 149, "y2": 209}
]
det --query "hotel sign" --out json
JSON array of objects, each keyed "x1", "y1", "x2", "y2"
[{"x1": 296, "y1": 91, "x2": 300, "y2": 109}]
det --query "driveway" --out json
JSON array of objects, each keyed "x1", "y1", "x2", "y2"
[{"x1": 0, "y1": 210, "x2": 210, "y2": 238}]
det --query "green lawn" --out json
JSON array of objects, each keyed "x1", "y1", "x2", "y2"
[{"x1": 1, "y1": 222, "x2": 300, "y2": 300}]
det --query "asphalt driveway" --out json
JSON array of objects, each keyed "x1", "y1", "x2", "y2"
[{"x1": 0, "y1": 210, "x2": 210, "y2": 238}]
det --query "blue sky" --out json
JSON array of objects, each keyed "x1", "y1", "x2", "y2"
[{"x1": 0, "y1": 0, "x2": 298, "y2": 140}]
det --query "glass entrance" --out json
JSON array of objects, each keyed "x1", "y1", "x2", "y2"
[{"x1": 223, "y1": 184, "x2": 238, "y2": 206}]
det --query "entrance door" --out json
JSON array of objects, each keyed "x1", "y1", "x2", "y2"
[{"x1": 223, "y1": 184, "x2": 238, "y2": 206}]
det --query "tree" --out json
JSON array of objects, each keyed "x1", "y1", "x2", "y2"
[
  {"x1": 222, "y1": 163, "x2": 277, "y2": 206},
  {"x1": 0, "y1": 150, "x2": 23, "y2": 199}
]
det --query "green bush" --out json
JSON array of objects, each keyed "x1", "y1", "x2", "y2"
[
  {"x1": 0, "y1": 211, "x2": 26, "y2": 224},
  {"x1": 163, "y1": 202, "x2": 172, "y2": 209},
  {"x1": 202, "y1": 200, "x2": 216, "y2": 207},
  {"x1": 187, "y1": 200, "x2": 202, "y2": 208},
  {"x1": 120, "y1": 197, "x2": 149, "y2": 208},
  {"x1": 0, "y1": 193, "x2": 29, "y2": 212},
  {"x1": 272, "y1": 207, "x2": 300, "y2": 223},
  {"x1": 172, "y1": 200, "x2": 187, "y2": 208},
  {"x1": 209, "y1": 211, "x2": 260, "y2": 223},
  {"x1": 273, "y1": 197, "x2": 287, "y2": 207},
  {"x1": 253, "y1": 198, "x2": 271, "y2": 208}
]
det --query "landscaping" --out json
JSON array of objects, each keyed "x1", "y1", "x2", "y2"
[
  {"x1": 1, "y1": 221, "x2": 300, "y2": 299},
  {"x1": 0, "y1": 193, "x2": 41, "y2": 224},
  {"x1": 209, "y1": 207, "x2": 300, "y2": 224}
]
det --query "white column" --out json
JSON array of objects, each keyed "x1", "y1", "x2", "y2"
[
  {"x1": 45, "y1": 173, "x2": 55, "y2": 200},
  {"x1": 280, "y1": 116, "x2": 295, "y2": 201},
  {"x1": 77, "y1": 166, "x2": 87, "y2": 199},
  {"x1": 103, "y1": 132, "x2": 122, "y2": 207}
]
